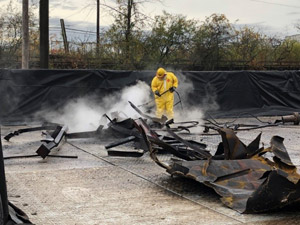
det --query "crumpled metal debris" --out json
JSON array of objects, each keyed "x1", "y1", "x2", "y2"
[
  {"x1": 36, "y1": 125, "x2": 68, "y2": 159},
  {"x1": 142, "y1": 126, "x2": 300, "y2": 213},
  {"x1": 3, "y1": 107, "x2": 300, "y2": 213},
  {"x1": 65, "y1": 113, "x2": 207, "y2": 158},
  {"x1": 4, "y1": 124, "x2": 69, "y2": 159},
  {"x1": 129, "y1": 101, "x2": 199, "y2": 132}
]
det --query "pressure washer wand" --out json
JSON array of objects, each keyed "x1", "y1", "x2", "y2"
[{"x1": 137, "y1": 89, "x2": 171, "y2": 107}]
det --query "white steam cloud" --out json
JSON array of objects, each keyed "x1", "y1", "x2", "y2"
[
  {"x1": 172, "y1": 72, "x2": 216, "y2": 119},
  {"x1": 36, "y1": 73, "x2": 219, "y2": 134},
  {"x1": 37, "y1": 81, "x2": 152, "y2": 132},
  {"x1": 169, "y1": 70, "x2": 219, "y2": 133},
  {"x1": 104, "y1": 80, "x2": 152, "y2": 117}
]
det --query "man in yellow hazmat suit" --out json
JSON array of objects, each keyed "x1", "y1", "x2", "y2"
[{"x1": 151, "y1": 68, "x2": 178, "y2": 119}]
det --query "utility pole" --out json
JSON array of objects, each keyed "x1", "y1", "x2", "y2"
[
  {"x1": 96, "y1": 0, "x2": 100, "y2": 55},
  {"x1": 22, "y1": 0, "x2": 29, "y2": 69},
  {"x1": 40, "y1": 0, "x2": 49, "y2": 68},
  {"x1": 60, "y1": 19, "x2": 69, "y2": 53},
  {"x1": 125, "y1": 0, "x2": 133, "y2": 62}
]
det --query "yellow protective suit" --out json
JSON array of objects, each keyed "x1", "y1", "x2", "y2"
[{"x1": 151, "y1": 70, "x2": 178, "y2": 119}]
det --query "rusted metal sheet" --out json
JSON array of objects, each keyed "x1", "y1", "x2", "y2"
[
  {"x1": 269, "y1": 136, "x2": 296, "y2": 170},
  {"x1": 144, "y1": 127, "x2": 300, "y2": 213},
  {"x1": 167, "y1": 158, "x2": 273, "y2": 213}
]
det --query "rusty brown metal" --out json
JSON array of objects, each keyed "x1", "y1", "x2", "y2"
[
  {"x1": 281, "y1": 112, "x2": 300, "y2": 125},
  {"x1": 144, "y1": 127, "x2": 300, "y2": 213}
]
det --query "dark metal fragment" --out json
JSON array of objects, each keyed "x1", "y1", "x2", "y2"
[
  {"x1": 107, "y1": 150, "x2": 144, "y2": 157},
  {"x1": 218, "y1": 128, "x2": 248, "y2": 159},
  {"x1": 36, "y1": 125, "x2": 68, "y2": 159},
  {"x1": 4, "y1": 125, "x2": 57, "y2": 141},
  {"x1": 105, "y1": 136, "x2": 136, "y2": 149},
  {"x1": 66, "y1": 125, "x2": 103, "y2": 139},
  {"x1": 128, "y1": 101, "x2": 168, "y2": 125}
]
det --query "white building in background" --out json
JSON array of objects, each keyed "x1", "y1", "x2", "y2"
[{"x1": 285, "y1": 34, "x2": 300, "y2": 42}]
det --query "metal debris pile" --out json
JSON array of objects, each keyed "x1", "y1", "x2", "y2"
[
  {"x1": 3, "y1": 105, "x2": 300, "y2": 214},
  {"x1": 146, "y1": 127, "x2": 300, "y2": 213}
]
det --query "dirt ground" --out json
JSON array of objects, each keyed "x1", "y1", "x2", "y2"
[{"x1": 2, "y1": 117, "x2": 300, "y2": 225}]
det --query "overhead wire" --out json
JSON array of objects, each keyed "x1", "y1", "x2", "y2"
[{"x1": 249, "y1": 0, "x2": 300, "y2": 9}]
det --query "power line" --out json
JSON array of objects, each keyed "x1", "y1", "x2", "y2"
[
  {"x1": 49, "y1": 26, "x2": 99, "y2": 34},
  {"x1": 250, "y1": 0, "x2": 300, "y2": 9},
  {"x1": 67, "y1": 27, "x2": 98, "y2": 34}
]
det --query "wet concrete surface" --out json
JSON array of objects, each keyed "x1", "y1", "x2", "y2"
[{"x1": 2, "y1": 117, "x2": 300, "y2": 225}]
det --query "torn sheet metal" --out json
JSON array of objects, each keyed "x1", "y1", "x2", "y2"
[
  {"x1": 102, "y1": 116, "x2": 208, "y2": 159},
  {"x1": 136, "y1": 119, "x2": 209, "y2": 161},
  {"x1": 144, "y1": 127, "x2": 300, "y2": 213}
]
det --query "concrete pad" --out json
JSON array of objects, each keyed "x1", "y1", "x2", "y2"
[{"x1": 2, "y1": 121, "x2": 300, "y2": 224}]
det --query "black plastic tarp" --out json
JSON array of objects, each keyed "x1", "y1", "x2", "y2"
[{"x1": 1, "y1": 69, "x2": 300, "y2": 123}]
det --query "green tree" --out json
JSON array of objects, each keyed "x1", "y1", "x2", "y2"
[
  {"x1": 146, "y1": 11, "x2": 197, "y2": 68},
  {"x1": 288, "y1": 41, "x2": 300, "y2": 62},
  {"x1": 229, "y1": 26, "x2": 268, "y2": 69},
  {"x1": 102, "y1": 0, "x2": 158, "y2": 69},
  {"x1": 271, "y1": 39, "x2": 296, "y2": 62},
  {"x1": 191, "y1": 14, "x2": 234, "y2": 70},
  {"x1": 0, "y1": 1, "x2": 37, "y2": 68}
]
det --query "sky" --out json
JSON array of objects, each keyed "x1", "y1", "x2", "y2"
[{"x1": 1, "y1": 0, "x2": 300, "y2": 40}]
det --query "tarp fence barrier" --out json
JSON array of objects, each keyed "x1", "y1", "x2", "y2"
[{"x1": 1, "y1": 69, "x2": 300, "y2": 123}]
